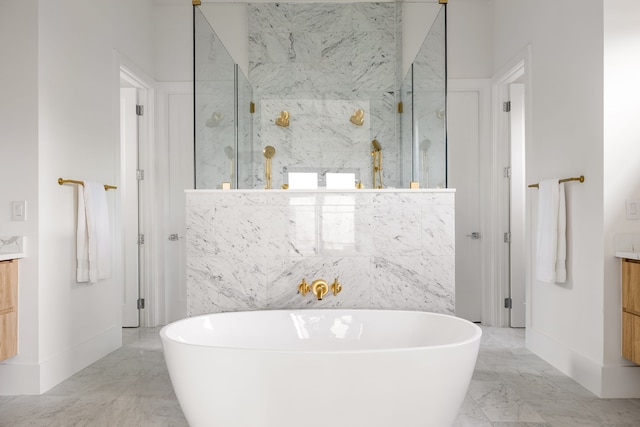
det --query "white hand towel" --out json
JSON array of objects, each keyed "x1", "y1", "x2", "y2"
[
  {"x1": 77, "y1": 182, "x2": 112, "y2": 283},
  {"x1": 77, "y1": 187, "x2": 90, "y2": 282},
  {"x1": 556, "y1": 183, "x2": 567, "y2": 282},
  {"x1": 536, "y1": 179, "x2": 567, "y2": 283}
]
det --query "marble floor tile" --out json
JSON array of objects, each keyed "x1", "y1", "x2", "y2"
[{"x1": 1, "y1": 325, "x2": 640, "y2": 427}]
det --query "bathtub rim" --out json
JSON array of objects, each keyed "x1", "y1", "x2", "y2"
[{"x1": 160, "y1": 308, "x2": 482, "y2": 355}]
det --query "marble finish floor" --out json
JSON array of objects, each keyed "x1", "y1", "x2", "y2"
[{"x1": 1, "y1": 326, "x2": 640, "y2": 426}]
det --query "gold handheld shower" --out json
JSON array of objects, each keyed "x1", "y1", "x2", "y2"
[
  {"x1": 371, "y1": 139, "x2": 383, "y2": 189},
  {"x1": 263, "y1": 145, "x2": 276, "y2": 189}
]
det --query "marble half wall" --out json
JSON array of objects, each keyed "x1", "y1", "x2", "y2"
[{"x1": 186, "y1": 189, "x2": 454, "y2": 316}]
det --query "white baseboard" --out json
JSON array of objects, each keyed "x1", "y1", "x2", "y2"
[
  {"x1": 0, "y1": 361, "x2": 41, "y2": 395},
  {"x1": 0, "y1": 325, "x2": 122, "y2": 395},
  {"x1": 526, "y1": 328, "x2": 603, "y2": 396},
  {"x1": 601, "y1": 364, "x2": 640, "y2": 398},
  {"x1": 39, "y1": 325, "x2": 121, "y2": 394},
  {"x1": 527, "y1": 327, "x2": 640, "y2": 398}
]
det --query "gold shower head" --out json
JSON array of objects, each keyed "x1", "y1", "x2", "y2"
[
  {"x1": 372, "y1": 139, "x2": 381, "y2": 152},
  {"x1": 263, "y1": 145, "x2": 276, "y2": 159}
]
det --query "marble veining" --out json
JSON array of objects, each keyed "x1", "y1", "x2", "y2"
[
  {"x1": 248, "y1": 2, "x2": 402, "y2": 189},
  {"x1": 186, "y1": 190, "x2": 454, "y2": 316},
  {"x1": 0, "y1": 236, "x2": 23, "y2": 253}
]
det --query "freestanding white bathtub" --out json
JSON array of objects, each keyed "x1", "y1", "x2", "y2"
[{"x1": 160, "y1": 309, "x2": 481, "y2": 427}]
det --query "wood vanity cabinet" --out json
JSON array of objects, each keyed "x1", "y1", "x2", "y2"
[
  {"x1": 622, "y1": 258, "x2": 640, "y2": 364},
  {"x1": 0, "y1": 259, "x2": 18, "y2": 361}
]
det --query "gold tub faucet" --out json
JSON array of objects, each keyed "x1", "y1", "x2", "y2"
[
  {"x1": 311, "y1": 279, "x2": 329, "y2": 300},
  {"x1": 298, "y1": 277, "x2": 342, "y2": 300}
]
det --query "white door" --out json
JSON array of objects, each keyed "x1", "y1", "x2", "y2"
[
  {"x1": 166, "y1": 91, "x2": 194, "y2": 322},
  {"x1": 509, "y1": 83, "x2": 526, "y2": 327},
  {"x1": 448, "y1": 90, "x2": 482, "y2": 322},
  {"x1": 120, "y1": 87, "x2": 140, "y2": 327}
]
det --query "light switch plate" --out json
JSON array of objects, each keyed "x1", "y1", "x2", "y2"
[
  {"x1": 11, "y1": 201, "x2": 26, "y2": 221},
  {"x1": 626, "y1": 199, "x2": 639, "y2": 220}
]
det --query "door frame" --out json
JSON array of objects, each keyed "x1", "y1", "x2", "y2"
[
  {"x1": 491, "y1": 45, "x2": 532, "y2": 327},
  {"x1": 114, "y1": 51, "x2": 157, "y2": 327}
]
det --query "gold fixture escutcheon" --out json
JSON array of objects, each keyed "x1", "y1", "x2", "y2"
[{"x1": 192, "y1": 0, "x2": 201, "y2": 5}]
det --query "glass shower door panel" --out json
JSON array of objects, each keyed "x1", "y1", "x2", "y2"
[
  {"x1": 412, "y1": 6, "x2": 447, "y2": 188},
  {"x1": 194, "y1": 8, "x2": 236, "y2": 189}
]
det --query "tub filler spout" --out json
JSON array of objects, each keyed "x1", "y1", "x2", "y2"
[{"x1": 311, "y1": 279, "x2": 329, "y2": 300}]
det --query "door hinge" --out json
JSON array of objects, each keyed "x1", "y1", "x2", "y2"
[
  {"x1": 504, "y1": 297, "x2": 512, "y2": 309},
  {"x1": 503, "y1": 166, "x2": 512, "y2": 178},
  {"x1": 504, "y1": 232, "x2": 511, "y2": 244},
  {"x1": 503, "y1": 101, "x2": 511, "y2": 112},
  {"x1": 138, "y1": 233, "x2": 145, "y2": 245},
  {"x1": 136, "y1": 169, "x2": 144, "y2": 181},
  {"x1": 136, "y1": 105, "x2": 144, "y2": 116},
  {"x1": 137, "y1": 298, "x2": 145, "y2": 309}
]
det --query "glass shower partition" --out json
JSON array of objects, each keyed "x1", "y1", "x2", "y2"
[
  {"x1": 410, "y1": 6, "x2": 447, "y2": 188},
  {"x1": 194, "y1": 7, "x2": 239, "y2": 189}
]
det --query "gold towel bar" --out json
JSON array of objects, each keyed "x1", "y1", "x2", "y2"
[
  {"x1": 58, "y1": 178, "x2": 117, "y2": 191},
  {"x1": 528, "y1": 175, "x2": 584, "y2": 188}
]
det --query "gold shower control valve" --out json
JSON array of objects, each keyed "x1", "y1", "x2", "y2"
[
  {"x1": 297, "y1": 278, "x2": 310, "y2": 296},
  {"x1": 330, "y1": 278, "x2": 342, "y2": 296}
]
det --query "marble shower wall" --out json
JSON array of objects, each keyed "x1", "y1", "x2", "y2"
[
  {"x1": 186, "y1": 190, "x2": 455, "y2": 316},
  {"x1": 247, "y1": 3, "x2": 402, "y2": 189}
]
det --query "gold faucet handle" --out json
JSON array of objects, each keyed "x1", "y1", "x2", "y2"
[
  {"x1": 330, "y1": 278, "x2": 342, "y2": 296},
  {"x1": 297, "y1": 278, "x2": 310, "y2": 296}
]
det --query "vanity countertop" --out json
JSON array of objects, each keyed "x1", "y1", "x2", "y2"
[
  {"x1": 0, "y1": 252, "x2": 25, "y2": 262},
  {"x1": 616, "y1": 252, "x2": 640, "y2": 260}
]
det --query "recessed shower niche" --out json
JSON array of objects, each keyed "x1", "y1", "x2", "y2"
[{"x1": 194, "y1": 1, "x2": 446, "y2": 190}]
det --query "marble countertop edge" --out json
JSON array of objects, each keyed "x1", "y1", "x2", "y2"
[
  {"x1": 0, "y1": 252, "x2": 25, "y2": 262},
  {"x1": 615, "y1": 252, "x2": 640, "y2": 260}
]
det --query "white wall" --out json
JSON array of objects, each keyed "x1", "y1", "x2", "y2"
[
  {"x1": 447, "y1": 0, "x2": 493, "y2": 79},
  {"x1": 602, "y1": 0, "x2": 640, "y2": 396},
  {"x1": 155, "y1": 1, "x2": 193, "y2": 82},
  {"x1": 0, "y1": 0, "x2": 41, "y2": 394},
  {"x1": 0, "y1": 0, "x2": 158, "y2": 395},
  {"x1": 491, "y1": 0, "x2": 640, "y2": 397}
]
